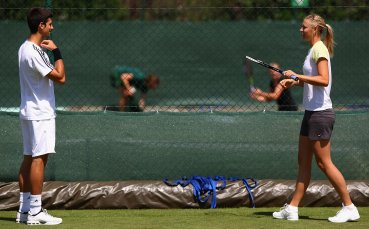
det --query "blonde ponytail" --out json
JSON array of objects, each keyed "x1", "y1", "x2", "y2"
[{"x1": 324, "y1": 23, "x2": 335, "y2": 56}]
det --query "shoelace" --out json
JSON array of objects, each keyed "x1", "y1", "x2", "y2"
[
  {"x1": 334, "y1": 208, "x2": 345, "y2": 216},
  {"x1": 334, "y1": 203, "x2": 349, "y2": 216},
  {"x1": 41, "y1": 209, "x2": 53, "y2": 218},
  {"x1": 280, "y1": 203, "x2": 289, "y2": 211}
]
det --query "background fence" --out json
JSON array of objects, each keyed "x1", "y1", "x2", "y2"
[{"x1": 0, "y1": 2, "x2": 368, "y2": 181}]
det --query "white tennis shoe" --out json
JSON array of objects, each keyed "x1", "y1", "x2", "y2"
[
  {"x1": 272, "y1": 204, "x2": 299, "y2": 221},
  {"x1": 328, "y1": 204, "x2": 360, "y2": 223},
  {"x1": 27, "y1": 209, "x2": 62, "y2": 225},
  {"x1": 15, "y1": 211, "x2": 28, "y2": 224}
]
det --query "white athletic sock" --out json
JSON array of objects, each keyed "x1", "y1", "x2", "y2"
[
  {"x1": 29, "y1": 195, "x2": 42, "y2": 215},
  {"x1": 288, "y1": 204, "x2": 298, "y2": 211},
  {"x1": 19, "y1": 192, "x2": 31, "y2": 213},
  {"x1": 344, "y1": 203, "x2": 356, "y2": 210}
]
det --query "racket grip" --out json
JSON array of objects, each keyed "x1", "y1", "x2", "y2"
[
  {"x1": 282, "y1": 70, "x2": 299, "y2": 81},
  {"x1": 290, "y1": 75, "x2": 299, "y2": 81}
]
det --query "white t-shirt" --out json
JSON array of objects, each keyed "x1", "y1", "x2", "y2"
[
  {"x1": 302, "y1": 41, "x2": 332, "y2": 111},
  {"x1": 18, "y1": 40, "x2": 56, "y2": 120}
]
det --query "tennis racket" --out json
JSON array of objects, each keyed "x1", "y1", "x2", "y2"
[
  {"x1": 245, "y1": 56, "x2": 299, "y2": 81},
  {"x1": 244, "y1": 58, "x2": 255, "y2": 92}
]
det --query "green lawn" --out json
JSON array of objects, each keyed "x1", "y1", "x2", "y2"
[{"x1": 0, "y1": 207, "x2": 368, "y2": 229}]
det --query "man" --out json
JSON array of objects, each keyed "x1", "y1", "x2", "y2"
[
  {"x1": 110, "y1": 65, "x2": 160, "y2": 112},
  {"x1": 249, "y1": 63, "x2": 298, "y2": 111},
  {"x1": 17, "y1": 7, "x2": 66, "y2": 225}
]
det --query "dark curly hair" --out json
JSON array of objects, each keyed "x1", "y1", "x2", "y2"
[{"x1": 27, "y1": 7, "x2": 53, "y2": 34}]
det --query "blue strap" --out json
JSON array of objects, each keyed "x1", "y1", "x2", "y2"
[
  {"x1": 228, "y1": 177, "x2": 258, "y2": 208},
  {"x1": 206, "y1": 177, "x2": 217, "y2": 208},
  {"x1": 213, "y1": 176, "x2": 227, "y2": 190},
  {"x1": 190, "y1": 176, "x2": 215, "y2": 208},
  {"x1": 164, "y1": 176, "x2": 258, "y2": 208},
  {"x1": 163, "y1": 176, "x2": 191, "y2": 187},
  {"x1": 242, "y1": 178, "x2": 257, "y2": 208}
]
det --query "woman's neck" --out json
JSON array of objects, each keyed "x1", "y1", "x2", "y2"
[{"x1": 310, "y1": 36, "x2": 321, "y2": 47}]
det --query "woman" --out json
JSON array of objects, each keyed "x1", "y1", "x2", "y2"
[
  {"x1": 250, "y1": 62, "x2": 298, "y2": 111},
  {"x1": 272, "y1": 14, "x2": 360, "y2": 223}
]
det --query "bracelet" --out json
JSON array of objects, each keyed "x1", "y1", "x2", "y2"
[{"x1": 52, "y1": 48, "x2": 63, "y2": 61}]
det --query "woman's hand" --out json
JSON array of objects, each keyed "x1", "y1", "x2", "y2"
[
  {"x1": 280, "y1": 79, "x2": 297, "y2": 89},
  {"x1": 283, "y1": 70, "x2": 297, "y2": 79}
]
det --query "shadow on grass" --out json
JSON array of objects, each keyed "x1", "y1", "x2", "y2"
[
  {"x1": 253, "y1": 212, "x2": 326, "y2": 221},
  {"x1": 0, "y1": 216, "x2": 15, "y2": 222},
  {"x1": 204, "y1": 211, "x2": 243, "y2": 217},
  {"x1": 298, "y1": 216, "x2": 326, "y2": 221}
]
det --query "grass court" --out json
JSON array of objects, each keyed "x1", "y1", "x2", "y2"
[{"x1": 1, "y1": 207, "x2": 368, "y2": 228}]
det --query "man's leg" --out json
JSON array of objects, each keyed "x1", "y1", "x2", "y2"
[
  {"x1": 18, "y1": 119, "x2": 33, "y2": 223},
  {"x1": 27, "y1": 152, "x2": 62, "y2": 225},
  {"x1": 119, "y1": 88, "x2": 128, "y2": 111},
  {"x1": 19, "y1": 155, "x2": 32, "y2": 192},
  {"x1": 17, "y1": 155, "x2": 32, "y2": 223},
  {"x1": 29, "y1": 154, "x2": 48, "y2": 215},
  {"x1": 25, "y1": 119, "x2": 62, "y2": 225}
]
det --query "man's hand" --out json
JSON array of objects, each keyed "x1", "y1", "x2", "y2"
[
  {"x1": 40, "y1": 40, "x2": 57, "y2": 51},
  {"x1": 124, "y1": 87, "x2": 136, "y2": 96},
  {"x1": 250, "y1": 88, "x2": 262, "y2": 96},
  {"x1": 129, "y1": 87, "x2": 136, "y2": 95},
  {"x1": 249, "y1": 88, "x2": 266, "y2": 102},
  {"x1": 139, "y1": 98, "x2": 145, "y2": 110}
]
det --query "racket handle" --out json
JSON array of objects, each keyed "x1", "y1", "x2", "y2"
[
  {"x1": 290, "y1": 75, "x2": 299, "y2": 81},
  {"x1": 281, "y1": 70, "x2": 299, "y2": 81}
]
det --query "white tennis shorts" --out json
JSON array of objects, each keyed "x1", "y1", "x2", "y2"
[{"x1": 21, "y1": 119, "x2": 56, "y2": 157}]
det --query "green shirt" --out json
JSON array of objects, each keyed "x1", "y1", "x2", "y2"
[{"x1": 110, "y1": 65, "x2": 146, "y2": 93}]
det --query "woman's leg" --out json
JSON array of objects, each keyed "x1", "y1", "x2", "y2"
[
  {"x1": 312, "y1": 139, "x2": 352, "y2": 206},
  {"x1": 272, "y1": 135, "x2": 313, "y2": 220},
  {"x1": 289, "y1": 135, "x2": 314, "y2": 207}
]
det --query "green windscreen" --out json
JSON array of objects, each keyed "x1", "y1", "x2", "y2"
[{"x1": 1, "y1": 110, "x2": 368, "y2": 181}]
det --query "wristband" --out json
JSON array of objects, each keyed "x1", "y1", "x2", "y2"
[{"x1": 52, "y1": 48, "x2": 63, "y2": 61}]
